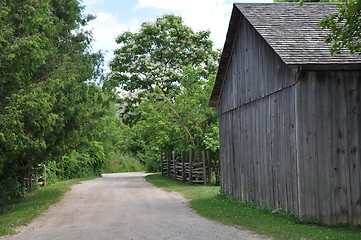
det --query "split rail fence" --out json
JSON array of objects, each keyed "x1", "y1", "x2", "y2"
[{"x1": 161, "y1": 150, "x2": 211, "y2": 185}]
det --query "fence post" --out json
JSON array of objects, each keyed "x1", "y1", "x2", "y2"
[
  {"x1": 167, "y1": 152, "x2": 170, "y2": 177},
  {"x1": 35, "y1": 169, "x2": 38, "y2": 186},
  {"x1": 189, "y1": 150, "x2": 193, "y2": 185},
  {"x1": 207, "y1": 151, "x2": 212, "y2": 185},
  {"x1": 202, "y1": 150, "x2": 207, "y2": 186},
  {"x1": 181, "y1": 152, "x2": 185, "y2": 182},
  {"x1": 161, "y1": 153, "x2": 164, "y2": 176},
  {"x1": 172, "y1": 151, "x2": 176, "y2": 180},
  {"x1": 44, "y1": 165, "x2": 47, "y2": 187}
]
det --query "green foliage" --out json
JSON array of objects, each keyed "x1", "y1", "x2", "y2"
[
  {"x1": 146, "y1": 174, "x2": 361, "y2": 240},
  {"x1": 117, "y1": 66, "x2": 220, "y2": 172},
  {"x1": 106, "y1": 14, "x2": 218, "y2": 123},
  {"x1": 320, "y1": 0, "x2": 361, "y2": 54},
  {"x1": 0, "y1": 0, "x2": 121, "y2": 208},
  {"x1": 108, "y1": 14, "x2": 220, "y2": 174},
  {"x1": 58, "y1": 141, "x2": 105, "y2": 179},
  {"x1": 102, "y1": 152, "x2": 145, "y2": 173}
]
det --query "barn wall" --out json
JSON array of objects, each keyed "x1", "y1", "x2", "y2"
[
  {"x1": 218, "y1": 14, "x2": 361, "y2": 226},
  {"x1": 296, "y1": 70, "x2": 361, "y2": 225},
  {"x1": 219, "y1": 16, "x2": 294, "y2": 114},
  {"x1": 218, "y1": 16, "x2": 299, "y2": 214},
  {"x1": 220, "y1": 87, "x2": 299, "y2": 212}
]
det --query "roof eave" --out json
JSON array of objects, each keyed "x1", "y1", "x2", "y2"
[
  {"x1": 290, "y1": 63, "x2": 361, "y2": 71},
  {"x1": 209, "y1": 4, "x2": 242, "y2": 108}
]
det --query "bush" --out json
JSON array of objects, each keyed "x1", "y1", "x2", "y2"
[
  {"x1": 102, "y1": 152, "x2": 145, "y2": 173},
  {"x1": 136, "y1": 151, "x2": 161, "y2": 172},
  {"x1": 53, "y1": 141, "x2": 107, "y2": 180}
]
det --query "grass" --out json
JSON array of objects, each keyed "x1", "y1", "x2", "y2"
[
  {"x1": 0, "y1": 176, "x2": 97, "y2": 237},
  {"x1": 102, "y1": 152, "x2": 145, "y2": 173},
  {"x1": 146, "y1": 173, "x2": 361, "y2": 240}
]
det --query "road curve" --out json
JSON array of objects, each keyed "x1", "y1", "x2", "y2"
[{"x1": 2, "y1": 172, "x2": 270, "y2": 240}]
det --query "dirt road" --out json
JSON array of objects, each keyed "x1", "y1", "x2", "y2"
[{"x1": 2, "y1": 172, "x2": 270, "y2": 240}]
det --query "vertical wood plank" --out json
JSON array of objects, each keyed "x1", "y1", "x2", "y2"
[
  {"x1": 207, "y1": 151, "x2": 212, "y2": 185},
  {"x1": 172, "y1": 152, "x2": 176, "y2": 180},
  {"x1": 315, "y1": 72, "x2": 333, "y2": 225},
  {"x1": 202, "y1": 151, "x2": 207, "y2": 185},
  {"x1": 347, "y1": 73, "x2": 361, "y2": 225},
  {"x1": 167, "y1": 153, "x2": 170, "y2": 177},
  {"x1": 181, "y1": 152, "x2": 185, "y2": 182},
  {"x1": 295, "y1": 78, "x2": 304, "y2": 219},
  {"x1": 331, "y1": 74, "x2": 349, "y2": 223},
  {"x1": 189, "y1": 150, "x2": 193, "y2": 185},
  {"x1": 289, "y1": 85, "x2": 298, "y2": 215}
]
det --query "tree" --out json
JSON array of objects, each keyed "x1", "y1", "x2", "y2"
[
  {"x1": 320, "y1": 0, "x2": 361, "y2": 54},
  {"x1": 107, "y1": 15, "x2": 220, "y2": 174},
  {"x1": 0, "y1": 0, "x2": 119, "y2": 207},
  {"x1": 105, "y1": 14, "x2": 218, "y2": 123},
  {"x1": 120, "y1": 66, "x2": 220, "y2": 172}
]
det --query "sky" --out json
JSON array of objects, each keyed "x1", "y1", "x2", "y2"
[{"x1": 82, "y1": 0, "x2": 272, "y2": 72}]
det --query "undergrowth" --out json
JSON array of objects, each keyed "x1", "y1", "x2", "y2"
[{"x1": 102, "y1": 152, "x2": 145, "y2": 173}]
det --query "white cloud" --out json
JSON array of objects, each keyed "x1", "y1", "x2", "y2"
[
  {"x1": 82, "y1": 0, "x2": 105, "y2": 6},
  {"x1": 135, "y1": 0, "x2": 202, "y2": 11},
  {"x1": 134, "y1": 0, "x2": 273, "y2": 48},
  {"x1": 134, "y1": 0, "x2": 232, "y2": 48},
  {"x1": 84, "y1": 0, "x2": 273, "y2": 72},
  {"x1": 85, "y1": 12, "x2": 140, "y2": 71}
]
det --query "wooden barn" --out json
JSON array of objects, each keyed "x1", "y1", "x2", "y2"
[{"x1": 209, "y1": 3, "x2": 361, "y2": 225}]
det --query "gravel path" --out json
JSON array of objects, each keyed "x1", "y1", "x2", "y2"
[{"x1": 2, "y1": 172, "x2": 270, "y2": 240}]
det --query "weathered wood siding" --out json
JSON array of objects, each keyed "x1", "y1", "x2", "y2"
[
  {"x1": 220, "y1": 86, "x2": 298, "y2": 211},
  {"x1": 218, "y1": 14, "x2": 361, "y2": 225},
  {"x1": 296, "y1": 71, "x2": 361, "y2": 225},
  {"x1": 219, "y1": 16, "x2": 299, "y2": 213},
  {"x1": 219, "y1": 16, "x2": 294, "y2": 114}
]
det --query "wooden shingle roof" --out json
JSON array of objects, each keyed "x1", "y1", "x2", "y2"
[
  {"x1": 209, "y1": 3, "x2": 361, "y2": 107},
  {"x1": 236, "y1": 3, "x2": 361, "y2": 65}
]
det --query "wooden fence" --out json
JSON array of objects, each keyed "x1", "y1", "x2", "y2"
[
  {"x1": 23, "y1": 164, "x2": 47, "y2": 192},
  {"x1": 161, "y1": 150, "x2": 211, "y2": 185}
]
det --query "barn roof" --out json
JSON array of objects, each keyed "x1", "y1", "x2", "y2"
[{"x1": 209, "y1": 3, "x2": 361, "y2": 107}]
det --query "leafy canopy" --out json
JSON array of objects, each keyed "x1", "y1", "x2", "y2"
[
  {"x1": 0, "y1": 0, "x2": 120, "y2": 207},
  {"x1": 107, "y1": 14, "x2": 220, "y2": 172},
  {"x1": 106, "y1": 14, "x2": 218, "y2": 123},
  {"x1": 320, "y1": 0, "x2": 361, "y2": 54}
]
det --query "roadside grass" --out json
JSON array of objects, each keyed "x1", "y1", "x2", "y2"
[
  {"x1": 146, "y1": 173, "x2": 361, "y2": 240},
  {"x1": 102, "y1": 152, "x2": 145, "y2": 173},
  {"x1": 0, "y1": 176, "x2": 97, "y2": 237}
]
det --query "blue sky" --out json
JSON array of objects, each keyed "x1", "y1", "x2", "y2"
[{"x1": 82, "y1": 0, "x2": 272, "y2": 71}]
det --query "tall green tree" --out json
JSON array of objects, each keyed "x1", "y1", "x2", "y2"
[
  {"x1": 120, "y1": 66, "x2": 220, "y2": 172},
  {"x1": 0, "y1": 0, "x2": 117, "y2": 206},
  {"x1": 105, "y1": 14, "x2": 218, "y2": 123},
  {"x1": 108, "y1": 15, "x2": 220, "y2": 174}
]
